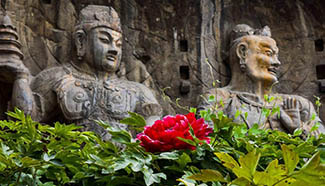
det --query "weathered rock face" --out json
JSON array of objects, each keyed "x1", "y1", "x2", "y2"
[{"x1": 1, "y1": 0, "x2": 325, "y2": 121}]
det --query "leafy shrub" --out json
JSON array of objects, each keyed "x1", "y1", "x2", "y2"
[{"x1": 0, "y1": 109, "x2": 324, "y2": 186}]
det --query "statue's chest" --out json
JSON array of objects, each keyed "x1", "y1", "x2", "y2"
[
  {"x1": 229, "y1": 104, "x2": 266, "y2": 127},
  {"x1": 93, "y1": 82, "x2": 137, "y2": 117},
  {"x1": 57, "y1": 78, "x2": 137, "y2": 121},
  {"x1": 225, "y1": 95, "x2": 275, "y2": 128}
]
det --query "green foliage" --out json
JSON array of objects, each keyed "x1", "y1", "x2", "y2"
[{"x1": 0, "y1": 109, "x2": 324, "y2": 185}]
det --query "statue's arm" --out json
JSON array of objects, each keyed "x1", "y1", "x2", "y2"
[
  {"x1": 11, "y1": 71, "x2": 33, "y2": 115},
  {"x1": 11, "y1": 68, "x2": 61, "y2": 122}
]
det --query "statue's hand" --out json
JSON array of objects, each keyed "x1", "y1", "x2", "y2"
[
  {"x1": 279, "y1": 97, "x2": 301, "y2": 133},
  {"x1": 0, "y1": 60, "x2": 30, "y2": 83}
]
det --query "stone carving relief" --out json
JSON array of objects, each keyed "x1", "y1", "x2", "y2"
[
  {"x1": 199, "y1": 24, "x2": 325, "y2": 135},
  {"x1": 0, "y1": 5, "x2": 162, "y2": 140}
]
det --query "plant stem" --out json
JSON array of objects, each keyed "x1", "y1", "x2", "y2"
[
  {"x1": 32, "y1": 168, "x2": 37, "y2": 186},
  {"x1": 16, "y1": 171, "x2": 22, "y2": 185},
  {"x1": 272, "y1": 175, "x2": 291, "y2": 186}
]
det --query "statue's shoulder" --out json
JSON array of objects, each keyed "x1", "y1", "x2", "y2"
[
  {"x1": 202, "y1": 87, "x2": 232, "y2": 101},
  {"x1": 31, "y1": 65, "x2": 67, "y2": 90},
  {"x1": 198, "y1": 87, "x2": 232, "y2": 111},
  {"x1": 117, "y1": 79, "x2": 153, "y2": 93},
  {"x1": 32, "y1": 66, "x2": 67, "y2": 81}
]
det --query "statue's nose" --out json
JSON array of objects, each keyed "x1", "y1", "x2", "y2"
[
  {"x1": 107, "y1": 50, "x2": 118, "y2": 56},
  {"x1": 272, "y1": 57, "x2": 281, "y2": 66}
]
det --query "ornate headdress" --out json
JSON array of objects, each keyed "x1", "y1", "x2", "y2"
[
  {"x1": 230, "y1": 24, "x2": 271, "y2": 45},
  {"x1": 75, "y1": 5, "x2": 122, "y2": 33},
  {"x1": 0, "y1": 12, "x2": 23, "y2": 59}
]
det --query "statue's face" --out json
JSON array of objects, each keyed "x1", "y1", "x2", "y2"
[
  {"x1": 243, "y1": 36, "x2": 281, "y2": 85},
  {"x1": 86, "y1": 27, "x2": 122, "y2": 72}
]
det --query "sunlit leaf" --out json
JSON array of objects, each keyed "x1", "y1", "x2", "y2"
[
  {"x1": 177, "y1": 178, "x2": 195, "y2": 186},
  {"x1": 214, "y1": 152, "x2": 239, "y2": 169},
  {"x1": 281, "y1": 144, "x2": 299, "y2": 174},
  {"x1": 188, "y1": 169, "x2": 227, "y2": 182}
]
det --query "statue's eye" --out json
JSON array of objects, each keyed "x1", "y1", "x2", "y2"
[
  {"x1": 116, "y1": 40, "x2": 122, "y2": 48},
  {"x1": 265, "y1": 50, "x2": 273, "y2": 56},
  {"x1": 99, "y1": 37, "x2": 110, "y2": 44}
]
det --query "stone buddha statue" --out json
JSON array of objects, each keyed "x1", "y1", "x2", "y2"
[
  {"x1": 0, "y1": 5, "x2": 162, "y2": 140},
  {"x1": 199, "y1": 24, "x2": 325, "y2": 135}
]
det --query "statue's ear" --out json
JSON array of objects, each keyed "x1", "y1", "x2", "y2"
[
  {"x1": 236, "y1": 42, "x2": 248, "y2": 60},
  {"x1": 74, "y1": 30, "x2": 86, "y2": 59}
]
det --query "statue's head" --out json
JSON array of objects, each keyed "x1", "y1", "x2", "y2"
[
  {"x1": 229, "y1": 24, "x2": 281, "y2": 86},
  {"x1": 74, "y1": 5, "x2": 122, "y2": 72}
]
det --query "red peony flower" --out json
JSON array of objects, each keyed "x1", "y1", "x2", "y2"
[{"x1": 136, "y1": 113, "x2": 213, "y2": 152}]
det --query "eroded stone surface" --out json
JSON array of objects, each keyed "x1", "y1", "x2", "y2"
[{"x1": 1, "y1": 0, "x2": 325, "y2": 122}]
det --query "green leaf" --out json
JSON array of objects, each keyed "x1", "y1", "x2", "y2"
[
  {"x1": 106, "y1": 128, "x2": 132, "y2": 144},
  {"x1": 21, "y1": 157, "x2": 41, "y2": 167},
  {"x1": 6, "y1": 108, "x2": 25, "y2": 121},
  {"x1": 142, "y1": 168, "x2": 166, "y2": 186},
  {"x1": 176, "y1": 152, "x2": 192, "y2": 169},
  {"x1": 272, "y1": 106, "x2": 281, "y2": 117},
  {"x1": 232, "y1": 149, "x2": 260, "y2": 181},
  {"x1": 200, "y1": 109, "x2": 213, "y2": 121},
  {"x1": 311, "y1": 113, "x2": 316, "y2": 121},
  {"x1": 244, "y1": 112, "x2": 248, "y2": 120},
  {"x1": 262, "y1": 108, "x2": 271, "y2": 118},
  {"x1": 248, "y1": 123, "x2": 264, "y2": 136},
  {"x1": 42, "y1": 153, "x2": 55, "y2": 162},
  {"x1": 310, "y1": 122, "x2": 320, "y2": 133},
  {"x1": 189, "y1": 107, "x2": 197, "y2": 114},
  {"x1": 130, "y1": 160, "x2": 143, "y2": 172},
  {"x1": 159, "y1": 151, "x2": 179, "y2": 160},
  {"x1": 89, "y1": 154, "x2": 107, "y2": 167},
  {"x1": 253, "y1": 159, "x2": 286, "y2": 185},
  {"x1": 208, "y1": 95, "x2": 216, "y2": 102},
  {"x1": 235, "y1": 110, "x2": 241, "y2": 119},
  {"x1": 113, "y1": 159, "x2": 131, "y2": 171},
  {"x1": 293, "y1": 128, "x2": 303, "y2": 136},
  {"x1": 39, "y1": 182, "x2": 56, "y2": 186},
  {"x1": 229, "y1": 177, "x2": 252, "y2": 186},
  {"x1": 177, "y1": 178, "x2": 195, "y2": 186},
  {"x1": 177, "y1": 137, "x2": 196, "y2": 146},
  {"x1": 264, "y1": 159, "x2": 286, "y2": 177},
  {"x1": 214, "y1": 152, "x2": 239, "y2": 169},
  {"x1": 293, "y1": 151, "x2": 325, "y2": 184},
  {"x1": 72, "y1": 172, "x2": 86, "y2": 180},
  {"x1": 0, "y1": 143, "x2": 13, "y2": 157},
  {"x1": 188, "y1": 169, "x2": 227, "y2": 182},
  {"x1": 281, "y1": 144, "x2": 299, "y2": 174},
  {"x1": 120, "y1": 112, "x2": 146, "y2": 127}
]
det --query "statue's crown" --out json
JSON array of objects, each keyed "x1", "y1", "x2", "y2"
[
  {"x1": 230, "y1": 24, "x2": 271, "y2": 44},
  {"x1": 76, "y1": 5, "x2": 121, "y2": 33},
  {"x1": 0, "y1": 12, "x2": 23, "y2": 59}
]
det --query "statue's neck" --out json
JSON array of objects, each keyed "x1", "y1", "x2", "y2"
[
  {"x1": 227, "y1": 73, "x2": 274, "y2": 100},
  {"x1": 71, "y1": 61, "x2": 117, "y2": 81}
]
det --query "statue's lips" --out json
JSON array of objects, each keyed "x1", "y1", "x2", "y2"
[
  {"x1": 106, "y1": 55, "x2": 116, "y2": 61},
  {"x1": 268, "y1": 67, "x2": 278, "y2": 76}
]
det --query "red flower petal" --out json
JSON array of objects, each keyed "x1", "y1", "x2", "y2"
[{"x1": 137, "y1": 113, "x2": 212, "y2": 152}]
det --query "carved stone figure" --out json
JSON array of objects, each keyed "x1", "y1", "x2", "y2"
[
  {"x1": 0, "y1": 5, "x2": 162, "y2": 140},
  {"x1": 199, "y1": 24, "x2": 325, "y2": 135}
]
